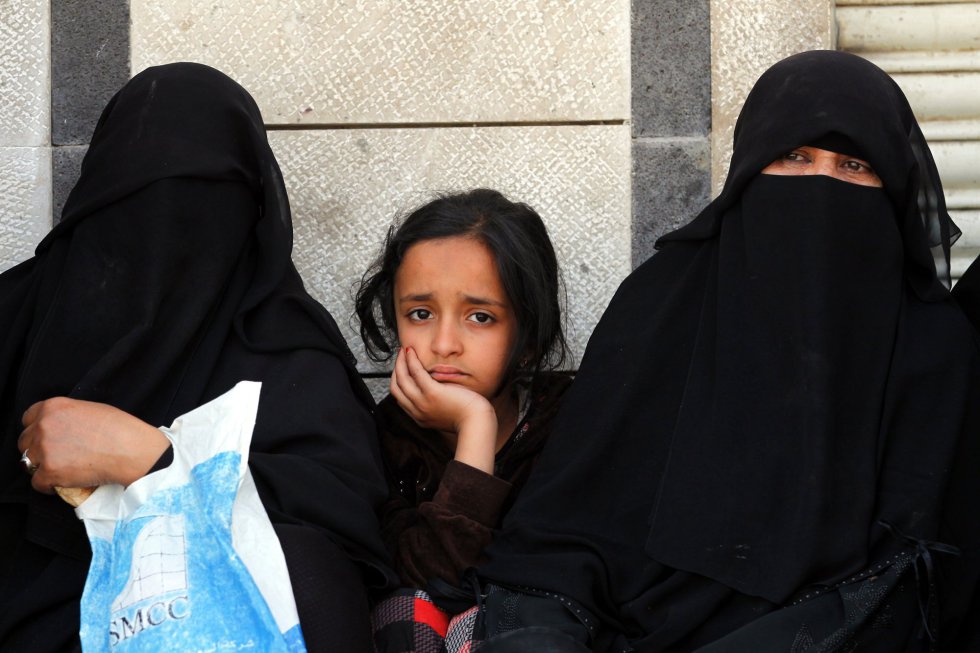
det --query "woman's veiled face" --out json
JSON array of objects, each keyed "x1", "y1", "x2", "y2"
[{"x1": 761, "y1": 146, "x2": 883, "y2": 188}]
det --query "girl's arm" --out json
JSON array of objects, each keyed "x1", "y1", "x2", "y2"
[
  {"x1": 381, "y1": 459, "x2": 511, "y2": 588},
  {"x1": 384, "y1": 348, "x2": 514, "y2": 586}
]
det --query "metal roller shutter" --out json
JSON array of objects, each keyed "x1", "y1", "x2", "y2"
[{"x1": 837, "y1": 0, "x2": 980, "y2": 282}]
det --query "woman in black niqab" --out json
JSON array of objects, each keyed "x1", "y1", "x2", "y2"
[
  {"x1": 477, "y1": 50, "x2": 980, "y2": 652},
  {"x1": 0, "y1": 63, "x2": 396, "y2": 651}
]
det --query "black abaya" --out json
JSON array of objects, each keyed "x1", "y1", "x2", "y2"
[
  {"x1": 479, "y1": 51, "x2": 980, "y2": 652},
  {"x1": 0, "y1": 63, "x2": 396, "y2": 651}
]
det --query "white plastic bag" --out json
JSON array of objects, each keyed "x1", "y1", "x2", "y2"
[{"x1": 76, "y1": 381, "x2": 306, "y2": 652}]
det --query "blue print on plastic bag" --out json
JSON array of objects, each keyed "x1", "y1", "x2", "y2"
[{"x1": 80, "y1": 452, "x2": 306, "y2": 652}]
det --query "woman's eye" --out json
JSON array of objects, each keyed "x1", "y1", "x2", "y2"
[
  {"x1": 467, "y1": 312, "x2": 494, "y2": 324},
  {"x1": 408, "y1": 309, "x2": 432, "y2": 321},
  {"x1": 843, "y1": 159, "x2": 873, "y2": 174},
  {"x1": 783, "y1": 151, "x2": 807, "y2": 163}
]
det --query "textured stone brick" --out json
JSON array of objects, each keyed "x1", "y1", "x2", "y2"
[
  {"x1": 51, "y1": 0, "x2": 130, "y2": 146},
  {"x1": 0, "y1": 148, "x2": 52, "y2": 272},
  {"x1": 131, "y1": 0, "x2": 629, "y2": 124},
  {"x1": 52, "y1": 145, "x2": 88, "y2": 223},
  {"x1": 0, "y1": 0, "x2": 49, "y2": 147},
  {"x1": 0, "y1": 0, "x2": 50, "y2": 271},
  {"x1": 632, "y1": 0, "x2": 710, "y2": 138}
]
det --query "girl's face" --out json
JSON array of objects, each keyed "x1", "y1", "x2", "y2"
[
  {"x1": 394, "y1": 236, "x2": 518, "y2": 404},
  {"x1": 761, "y1": 146, "x2": 882, "y2": 187}
]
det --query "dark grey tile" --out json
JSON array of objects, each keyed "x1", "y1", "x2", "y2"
[
  {"x1": 52, "y1": 145, "x2": 87, "y2": 223},
  {"x1": 51, "y1": 0, "x2": 130, "y2": 146},
  {"x1": 632, "y1": 137, "x2": 711, "y2": 267},
  {"x1": 631, "y1": 0, "x2": 710, "y2": 138}
]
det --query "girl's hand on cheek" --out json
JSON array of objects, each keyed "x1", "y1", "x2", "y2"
[
  {"x1": 390, "y1": 347, "x2": 492, "y2": 431},
  {"x1": 390, "y1": 348, "x2": 498, "y2": 474}
]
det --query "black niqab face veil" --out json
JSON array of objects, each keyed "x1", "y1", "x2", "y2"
[
  {"x1": 664, "y1": 49, "x2": 960, "y2": 300},
  {"x1": 646, "y1": 175, "x2": 907, "y2": 599},
  {"x1": 479, "y1": 51, "x2": 980, "y2": 648}
]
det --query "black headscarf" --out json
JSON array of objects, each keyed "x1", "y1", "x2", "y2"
[
  {"x1": 0, "y1": 63, "x2": 395, "y2": 647},
  {"x1": 479, "y1": 50, "x2": 980, "y2": 649}
]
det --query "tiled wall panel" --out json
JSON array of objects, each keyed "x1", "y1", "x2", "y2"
[
  {"x1": 132, "y1": 1, "x2": 630, "y2": 124},
  {"x1": 0, "y1": 0, "x2": 49, "y2": 147},
  {"x1": 0, "y1": 0, "x2": 50, "y2": 272},
  {"x1": 270, "y1": 125, "x2": 631, "y2": 370},
  {"x1": 0, "y1": 148, "x2": 52, "y2": 271},
  {"x1": 631, "y1": 0, "x2": 712, "y2": 267}
]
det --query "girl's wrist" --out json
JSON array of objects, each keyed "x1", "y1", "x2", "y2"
[{"x1": 453, "y1": 410, "x2": 498, "y2": 474}]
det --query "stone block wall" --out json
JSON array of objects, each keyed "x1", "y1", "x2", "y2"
[
  {"x1": 631, "y1": 0, "x2": 712, "y2": 267},
  {"x1": 50, "y1": 0, "x2": 130, "y2": 220},
  {"x1": 0, "y1": 0, "x2": 51, "y2": 271}
]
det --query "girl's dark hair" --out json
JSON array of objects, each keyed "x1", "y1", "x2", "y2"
[{"x1": 355, "y1": 188, "x2": 567, "y2": 387}]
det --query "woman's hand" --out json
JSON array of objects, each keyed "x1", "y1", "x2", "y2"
[
  {"x1": 18, "y1": 397, "x2": 171, "y2": 493},
  {"x1": 390, "y1": 348, "x2": 498, "y2": 474}
]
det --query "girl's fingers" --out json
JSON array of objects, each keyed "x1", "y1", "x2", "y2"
[
  {"x1": 390, "y1": 352, "x2": 409, "y2": 403},
  {"x1": 404, "y1": 348, "x2": 438, "y2": 393},
  {"x1": 393, "y1": 348, "x2": 422, "y2": 399},
  {"x1": 391, "y1": 350, "x2": 424, "y2": 416},
  {"x1": 389, "y1": 375, "x2": 409, "y2": 412},
  {"x1": 389, "y1": 348, "x2": 402, "y2": 392},
  {"x1": 394, "y1": 348, "x2": 451, "y2": 424}
]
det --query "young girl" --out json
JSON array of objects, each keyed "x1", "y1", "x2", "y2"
[{"x1": 355, "y1": 188, "x2": 571, "y2": 649}]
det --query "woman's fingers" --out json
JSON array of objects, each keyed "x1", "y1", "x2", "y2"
[
  {"x1": 21, "y1": 400, "x2": 43, "y2": 428},
  {"x1": 17, "y1": 399, "x2": 52, "y2": 453},
  {"x1": 16, "y1": 422, "x2": 34, "y2": 456},
  {"x1": 14, "y1": 397, "x2": 169, "y2": 491},
  {"x1": 18, "y1": 398, "x2": 94, "y2": 492},
  {"x1": 18, "y1": 401, "x2": 60, "y2": 493},
  {"x1": 16, "y1": 422, "x2": 45, "y2": 491}
]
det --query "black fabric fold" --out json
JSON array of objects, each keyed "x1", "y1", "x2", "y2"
[{"x1": 646, "y1": 175, "x2": 905, "y2": 603}]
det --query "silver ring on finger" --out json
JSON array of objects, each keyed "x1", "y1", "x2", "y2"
[{"x1": 19, "y1": 449, "x2": 39, "y2": 475}]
